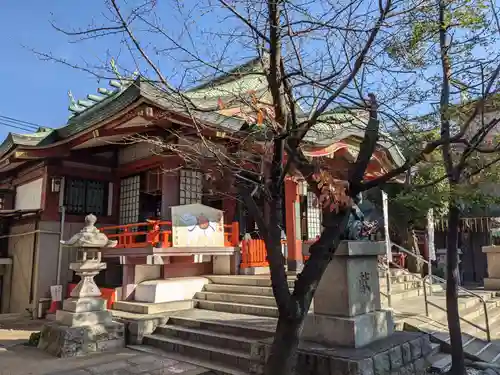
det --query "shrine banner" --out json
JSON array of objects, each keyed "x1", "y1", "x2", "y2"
[
  {"x1": 382, "y1": 190, "x2": 392, "y2": 262},
  {"x1": 427, "y1": 209, "x2": 436, "y2": 261}
]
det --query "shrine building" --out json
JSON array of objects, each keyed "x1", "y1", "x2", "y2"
[{"x1": 0, "y1": 57, "x2": 404, "y2": 315}]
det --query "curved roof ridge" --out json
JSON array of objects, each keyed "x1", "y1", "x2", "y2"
[{"x1": 187, "y1": 53, "x2": 268, "y2": 93}]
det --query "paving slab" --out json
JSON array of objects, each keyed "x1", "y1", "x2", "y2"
[
  {"x1": 0, "y1": 346, "x2": 210, "y2": 375},
  {"x1": 0, "y1": 317, "x2": 210, "y2": 375}
]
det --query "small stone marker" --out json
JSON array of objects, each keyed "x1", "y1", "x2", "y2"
[{"x1": 483, "y1": 245, "x2": 500, "y2": 289}]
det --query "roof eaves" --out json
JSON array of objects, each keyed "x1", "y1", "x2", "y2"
[
  {"x1": 57, "y1": 77, "x2": 143, "y2": 139},
  {"x1": 140, "y1": 81, "x2": 246, "y2": 133}
]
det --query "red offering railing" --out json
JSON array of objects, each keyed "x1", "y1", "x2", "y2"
[
  {"x1": 239, "y1": 239, "x2": 293, "y2": 269},
  {"x1": 100, "y1": 220, "x2": 240, "y2": 249},
  {"x1": 240, "y1": 239, "x2": 269, "y2": 268}
]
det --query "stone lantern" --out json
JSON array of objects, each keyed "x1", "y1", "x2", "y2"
[{"x1": 38, "y1": 214, "x2": 125, "y2": 357}]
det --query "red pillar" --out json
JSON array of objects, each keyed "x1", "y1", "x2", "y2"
[
  {"x1": 285, "y1": 178, "x2": 303, "y2": 272},
  {"x1": 222, "y1": 197, "x2": 236, "y2": 224}
]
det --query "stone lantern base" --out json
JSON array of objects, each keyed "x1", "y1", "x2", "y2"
[{"x1": 37, "y1": 320, "x2": 125, "y2": 358}]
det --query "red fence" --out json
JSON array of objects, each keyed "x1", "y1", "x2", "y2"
[
  {"x1": 240, "y1": 239, "x2": 298, "y2": 269},
  {"x1": 240, "y1": 239, "x2": 269, "y2": 268},
  {"x1": 100, "y1": 221, "x2": 239, "y2": 249}
]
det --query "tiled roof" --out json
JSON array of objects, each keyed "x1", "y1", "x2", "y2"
[{"x1": 0, "y1": 57, "x2": 404, "y2": 169}]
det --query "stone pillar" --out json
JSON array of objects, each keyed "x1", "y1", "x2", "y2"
[
  {"x1": 301, "y1": 241, "x2": 393, "y2": 348},
  {"x1": 284, "y1": 178, "x2": 302, "y2": 272},
  {"x1": 483, "y1": 245, "x2": 500, "y2": 289}
]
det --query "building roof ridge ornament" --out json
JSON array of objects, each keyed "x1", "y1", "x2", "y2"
[{"x1": 68, "y1": 58, "x2": 139, "y2": 118}]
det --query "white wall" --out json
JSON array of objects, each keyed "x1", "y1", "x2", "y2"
[{"x1": 15, "y1": 178, "x2": 43, "y2": 210}]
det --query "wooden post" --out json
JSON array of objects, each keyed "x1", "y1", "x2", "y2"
[
  {"x1": 285, "y1": 178, "x2": 303, "y2": 272},
  {"x1": 231, "y1": 221, "x2": 239, "y2": 246}
]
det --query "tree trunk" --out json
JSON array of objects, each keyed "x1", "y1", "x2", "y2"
[
  {"x1": 263, "y1": 316, "x2": 303, "y2": 375},
  {"x1": 446, "y1": 203, "x2": 466, "y2": 375},
  {"x1": 262, "y1": 210, "x2": 350, "y2": 375}
]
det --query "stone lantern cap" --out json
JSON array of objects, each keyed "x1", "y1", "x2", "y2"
[{"x1": 61, "y1": 214, "x2": 118, "y2": 248}]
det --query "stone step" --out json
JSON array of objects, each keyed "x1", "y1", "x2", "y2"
[
  {"x1": 379, "y1": 274, "x2": 424, "y2": 284},
  {"x1": 196, "y1": 291, "x2": 277, "y2": 307},
  {"x1": 204, "y1": 283, "x2": 282, "y2": 297},
  {"x1": 206, "y1": 276, "x2": 295, "y2": 288},
  {"x1": 112, "y1": 300, "x2": 194, "y2": 315},
  {"x1": 206, "y1": 279, "x2": 425, "y2": 297},
  {"x1": 378, "y1": 269, "x2": 420, "y2": 278},
  {"x1": 195, "y1": 299, "x2": 279, "y2": 318},
  {"x1": 459, "y1": 301, "x2": 500, "y2": 339},
  {"x1": 128, "y1": 344, "x2": 247, "y2": 375},
  {"x1": 143, "y1": 333, "x2": 252, "y2": 371},
  {"x1": 418, "y1": 292, "x2": 498, "y2": 323},
  {"x1": 430, "y1": 342, "x2": 441, "y2": 356},
  {"x1": 381, "y1": 284, "x2": 443, "y2": 302},
  {"x1": 167, "y1": 316, "x2": 275, "y2": 340},
  {"x1": 378, "y1": 279, "x2": 424, "y2": 292},
  {"x1": 485, "y1": 319, "x2": 500, "y2": 342},
  {"x1": 415, "y1": 297, "x2": 500, "y2": 339},
  {"x1": 429, "y1": 352, "x2": 451, "y2": 373},
  {"x1": 424, "y1": 328, "x2": 500, "y2": 363},
  {"x1": 155, "y1": 324, "x2": 254, "y2": 352}
]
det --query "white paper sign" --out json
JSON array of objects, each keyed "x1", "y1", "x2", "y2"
[
  {"x1": 382, "y1": 190, "x2": 392, "y2": 262},
  {"x1": 427, "y1": 209, "x2": 436, "y2": 261},
  {"x1": 50, "y1": 285, "x2": 63, "y2": 302}
]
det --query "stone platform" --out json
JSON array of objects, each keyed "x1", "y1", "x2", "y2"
[
  {"x1": 250, "y1": 331, "x2": 434, "y2": 375},
  {"x1": 134, "y1": 277, "x2": 209, "y2": 303},
  {"x1": 38, "y1": 321, "x2": 125, "y2": 358}
]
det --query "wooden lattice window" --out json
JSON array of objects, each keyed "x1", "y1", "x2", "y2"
[
  {"x1": 179, "y1": 169, "x2": 202, "y2": 205},
  {"x1": 119, "y1": 175, "x2": 140, "y2": 225},
  {"x1": 306, "y1": 191, "x2": 322, "y2": 240},
  {"x1": 64, "y1": 178, "x2": 108, "y2": 215}
]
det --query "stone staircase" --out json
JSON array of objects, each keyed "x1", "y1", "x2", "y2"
[
  {"x1": 136, "y1": 313, "x2": 275, "y2": 375},
  {"x1": 380, "y1": 268, "x2": 500, "y2": 369},
  {"x1": 129, "y1": 271, "x2": 464, "y2": 374}
]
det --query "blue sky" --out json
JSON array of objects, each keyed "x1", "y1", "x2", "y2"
[
  {"x1": 1, "y1": 0, "x2": 498, "y2": 141},
  {"x1": 0, "y1": 0, "x2": 250, "y2": 139},
  {"x1": 0, "y1": 1, "x2": 114, "y2": 135}
]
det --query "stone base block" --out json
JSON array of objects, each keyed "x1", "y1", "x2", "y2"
[
  {"x1": 484, "y1": 278, "x2": 500, "y2": 290},
  {"x1": 250, "y1": 331, "x2": 433, "y2": 375},
  {"x1": 63, "y1": 297, "x2": 106, "y2": 313},
  {"x1": 56, "y1": 309, "x2": 112, "y2": 327},
  {"x1": 301, "y1": 310, "x2": 394, "y2": 348},
  {"x1": 287, "y1": 259, "x2": 303, "y2": 273},
  {"x1": 134, "y1": 277, "x2": 209, "y2": 303},
  {"x1": 240, "y1": 266, "x2": 271, "y2": 275},
  {"x1": 38, "y1": 321, "x2": 125, "y2": 358}
]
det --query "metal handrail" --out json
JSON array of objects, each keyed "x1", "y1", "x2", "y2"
[
  {"x1": 381, "y1": 242, "x2": 491, "y2": 341},
  {"x1": 391, "y1": 243, "x2": 430, "y2": 265},
  {"x1": 422, "y1": 274, "x2": 491, "y2": 342}
]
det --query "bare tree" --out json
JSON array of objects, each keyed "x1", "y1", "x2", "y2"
[{"x1": 41, "y1": 0, "x2": 500, "y2": 373}]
